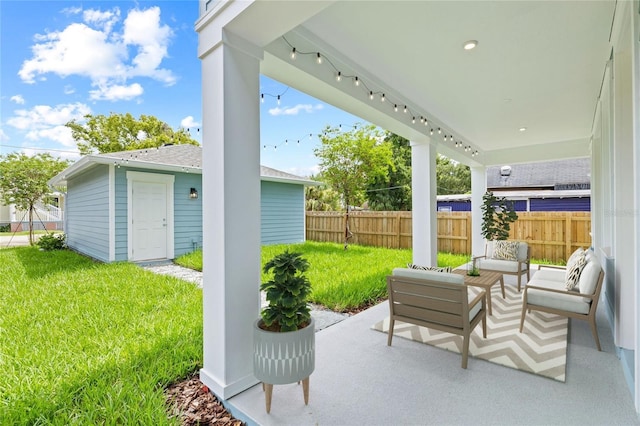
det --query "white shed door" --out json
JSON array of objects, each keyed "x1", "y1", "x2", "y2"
[{"x1": 132, "y1": 181, "x2": 168, "y2": 261}]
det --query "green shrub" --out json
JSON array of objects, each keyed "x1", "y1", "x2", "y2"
[{"x1": 37, "y1": 233, "x2": 66, "y2": 250}]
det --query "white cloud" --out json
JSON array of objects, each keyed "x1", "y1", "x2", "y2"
[
  {"x1": 10, "y1": 95, "x2": 25, "y2": 104},
  {"x1": 83, "y1": 8, "x2": 120, "y2": 33},
  {"x1": 18, "y1": 6, "x2": 175, "y2": 101},
  {"x1": 89, "y1": 82, "x2": 143, "y2": 101},
  {"x1": 123, "y1": 7, "x2": 175, "y2": 84},
  {"x1": 286, "y1": 165, "x2": 320, "y2": 178},
  {"x1": 0, "y1": 128, "x2": 8, "y2": 141},
  {"x1": 268, "y1": 103, "x2": 324, "y2": 116},
  {"x1": 180, "y1": 116, "x2": 200, "y2": 128},
  {"x1": 63, "y1": 85, "x2": 75, "y2": 95},
  {"x1": 6, "y1": 102, "x2": 92, "y2": 149},
  {"x1": 26, "y1": 125, "x2": 76, "y2": 147}
]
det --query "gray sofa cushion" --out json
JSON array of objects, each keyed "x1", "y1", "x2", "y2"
[
  {"x1": 391, "y1": 268, "x2": 481, "y2": 319},
  {"x1": 480, "y1": 258, "x2": 527, "y2": 273}
]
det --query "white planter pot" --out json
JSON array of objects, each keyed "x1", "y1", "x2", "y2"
[{"x1": 253, "y1": 318, "x2": 315, "y2": 385}]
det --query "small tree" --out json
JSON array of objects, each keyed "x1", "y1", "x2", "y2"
[
  {"x1": 66, "y1": 112, "x2": 199, "y2": 155},
  {"x1": 366, "y1": 132, "x2": 412, "y2": 211},
  {"x1": 480, "y1": 191, "x2": 518, "y2": 240},
  {"x1": 314, "y1": 124, "x2": 393, "y2": 248},
  {"x1": 0, "y1": 153, "x2": 70, "y2": 244}
]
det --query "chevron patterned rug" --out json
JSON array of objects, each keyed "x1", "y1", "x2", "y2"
[{"x1": 372, "y1": 284, "x2": 568, "y2": 381}]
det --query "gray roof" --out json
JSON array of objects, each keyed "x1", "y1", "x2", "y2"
[
  {"x1": 486, "y1": 158, "x2": 591, "y2": 189},
  {"x1": 98, "y1": 144, "x2": 202, "y2": 168},
  {"x1": 50, "y1": 144, "x2": 318, "y2": 186}
]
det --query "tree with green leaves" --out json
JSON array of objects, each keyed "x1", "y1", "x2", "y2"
[
  {"x1": 366, "y1": 132, "x2": 412, "y2": 211},
  {"x1": 0, "y1": 153, "x2": 70, "y2": 244},
  {"x1": 66, "y1": 113, "x2": 199, "y2": 155},
  {"x1": 305, "y1": 178, "x2": 341, "y2": 211},
  {"x1": 436, "y1": 155, "x2": 471, "y2": 195},
  {"x1": 480, "y1": 191, "x2": 518, "y2": 240},
  {"x1": 314, "y1": 124, "x2": 393, "y2": 248}
]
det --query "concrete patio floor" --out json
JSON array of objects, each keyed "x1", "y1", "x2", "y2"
[{"x1": 226, "y1": 273, "x2": 639, "y2": 426}]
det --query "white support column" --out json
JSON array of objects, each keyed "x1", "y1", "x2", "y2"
[
  {"x1": 411, "y1": 139, "x2": 437, "y2": 266},
  {"x1": 199, "y1": 32, "x2": 263, "y2": 399},
  {"x1": 470, "y1": 166, "x2": 486, "y2": 256}
]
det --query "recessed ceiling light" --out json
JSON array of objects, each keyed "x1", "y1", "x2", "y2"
[
  {"x1": 463, "y1": 40, "x2": 478, "y2": 50},
  {"x1": 519, "y1": 127, "x2": 527, "y2": 132}
]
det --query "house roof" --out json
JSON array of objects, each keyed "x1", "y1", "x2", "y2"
[
  {"x1": 49, "y1": 144, "x2": 319, "y2": 187},
  {"x1": 486, "y1": 158, "x2": 591, "y2": 190}
]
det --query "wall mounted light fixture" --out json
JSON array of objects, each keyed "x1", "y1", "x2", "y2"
[{"x1": 189, "y1": 188, "x2": 198, "y2": 199}]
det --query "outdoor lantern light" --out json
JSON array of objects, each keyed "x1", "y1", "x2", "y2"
[{"x1": 189, "y1": 188, "x2": 198, "y2": 199}]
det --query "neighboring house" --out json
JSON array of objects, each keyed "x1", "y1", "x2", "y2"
[
  {"x1": 0, "y1": 196, "x2": 65, "y2": 231},
  {"x1": 49, "y1": 144, "x2": 317, "y2": 263},
  {"x1": 437, "y1": 158, "x2": 591, "y2": 212}
]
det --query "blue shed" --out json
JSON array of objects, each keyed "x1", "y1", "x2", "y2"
[{"x1": 49, "y1": 145, "x2": 317, "y2": 263}]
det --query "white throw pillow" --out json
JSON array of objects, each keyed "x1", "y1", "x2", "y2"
[
  {"x1": 566, "y1": 247, "x2": 584, "y2": 270},
  {"x1": 565, "y1": 251, "x2": 587, "y2": 291},
  {"x1": 407, "y1": 263, "x2": 452, "y2": 273},
  {"x1": 492, "y1": 241, "x2": 519, "y2": 261}
]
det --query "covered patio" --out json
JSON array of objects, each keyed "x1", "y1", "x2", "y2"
[{"x1": 195, "y1": 0, "x2": 640, "y2": 422}]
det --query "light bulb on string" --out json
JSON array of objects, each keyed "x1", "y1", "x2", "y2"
[
  {"x1": 403, "y1": 105, "x2": 408, "y2": 113},
  {"x1": 380, "y1": 93, "x2": 385, "y2": 102},
  {"x1": 420, "y1": 116, "x2": 424, "y2": 124},
  {"x1": 424, "y1": 119, "x2": 429, "y2": 126},
  {"x1": 438, "y1": 128, "x2": 442, "y2": 134},
  {"x1": 412, "y1": 117, "x2": 416, "y2": 124},
  {"x1": 316, "y1": 52, "x2": 322, "y2": 64},
  {"x1": 430, "y1": 128, "x2": 434, "y2": 136},
  {"x1": 336, "y1": 71, "x2": 342, "y2": 82},
  {"x1": 261, "y1": 94, "x2": 264, "y2": 103},
  {"x1": 394, "y1": 104, "x2": 398, "y2": 112},
  {"x1": 277, "y1": 95, "x2": 280, "y2": 105},
  {"x1": 290, "y1": 48, "x2": 296, "y2": 60},
  {"x1": 369, "y1": 91, "x2": 374, "y2": 100},
  {"x1": 354, "y1": 76, "x2": 360, "y2": 86}
]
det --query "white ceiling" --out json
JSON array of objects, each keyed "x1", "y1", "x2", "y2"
[{"x1": 253, "y1": 1, "x2": 616, "y2": 166}]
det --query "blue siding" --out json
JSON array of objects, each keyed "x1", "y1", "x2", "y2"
[
  {"x1": 530, "y1": 197, "x2": 591, "y2": 211},
  {"x1": 437, "y1": 201, "x2": 471, "y2": 211},
  {"x1": 113, "y1": 167, "x2": 129, "y2": 261},
  {"x1": 261, "y1": 181, "x2": 305, "y2": 245},
  {"x1": 66, "y1": 165, "x2": 110, "y2": 262},
  {"x1": 173, "y1": 173, "x2": 202, "y2": 256}
]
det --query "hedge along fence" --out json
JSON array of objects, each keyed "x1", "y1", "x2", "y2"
[{"x1": 305, "y1": 211, "x2": 592, "y2": 263}]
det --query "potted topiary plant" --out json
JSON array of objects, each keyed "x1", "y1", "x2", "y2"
[
  {"x1": 253, "y1": 250, "x2": 315, "y2": 414},
  {"x1": 480, "y1": 191, "x2": 518, "y2": 241}
]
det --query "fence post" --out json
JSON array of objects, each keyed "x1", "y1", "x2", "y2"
[{"x1": 565, "y1": 214, "x2": 572, "y2": 262}]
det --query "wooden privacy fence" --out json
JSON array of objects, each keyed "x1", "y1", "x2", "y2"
[{"x1": 305, "y1": 211, "x2": 592, "y2": 263}]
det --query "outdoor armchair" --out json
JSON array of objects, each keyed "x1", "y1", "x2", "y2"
[
  {"x1": 474, "y1": 240, "x2": 531, "y2": 291},
  {"x1": 386, "y1": 268, "x2": 486, "y2": 369}
]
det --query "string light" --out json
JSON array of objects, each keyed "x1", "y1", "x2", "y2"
[{"x1": 276, "y1": 36, "x2": 480, "y2": 158}]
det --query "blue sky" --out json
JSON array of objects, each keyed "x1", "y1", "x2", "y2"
[{"x1": 0, "y1": 1, "x2": 364, "y2": 177}]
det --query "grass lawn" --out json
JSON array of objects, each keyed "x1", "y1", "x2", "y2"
[
  {"x1": 0, "y1": 247, "x2": 202, "y2": 425},
  {"x1": 176, "y1": 241, "x2": 470, "y2": 312}
]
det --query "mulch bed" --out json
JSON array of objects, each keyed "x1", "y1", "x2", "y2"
[{"x1": 165, "y1": 373, "x2": 244, "y2": 425}]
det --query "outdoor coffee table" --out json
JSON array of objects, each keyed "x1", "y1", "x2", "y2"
[{"x1": 451, "y1": 269, "x2": 505, "y2": 316}]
